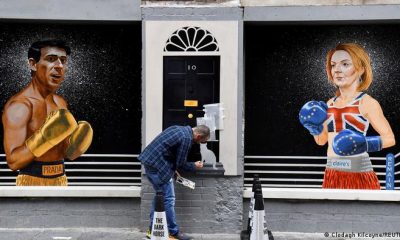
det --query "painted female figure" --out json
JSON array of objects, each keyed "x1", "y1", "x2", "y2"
[{"x1": 299, "y1": 43, "x2": 395, "y2": 189}]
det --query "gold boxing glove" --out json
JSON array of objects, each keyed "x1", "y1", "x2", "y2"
[
  {"x1": 26, "y1": 109, "x2": 78, "y2": 157},
  {"x1": 65, "y1": 121, "x2": 93, "y2": 160}
]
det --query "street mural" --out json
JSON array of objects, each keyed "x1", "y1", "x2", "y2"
[
  {"x1": 0, "y1": 22, "x2": 141, "y2": 186},
  {"x1": 245, "y1": 24, "x2": 400, "y2": 190}
]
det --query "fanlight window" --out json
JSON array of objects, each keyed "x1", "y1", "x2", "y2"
[{"x1": 164, "y1": 26, "x2": 219, "y2": 52}]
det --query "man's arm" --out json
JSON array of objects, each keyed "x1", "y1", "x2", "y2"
[
  {"x1": 2, "y1": 101, "x2": 35, "y2": 171},
  {"x1": 176, "y1": 137, "x2": 195, "y2": 172}
]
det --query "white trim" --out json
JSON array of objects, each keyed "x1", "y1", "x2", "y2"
[
  {"x1": 0, "y1": 186, "x2": 140, "y2": 198},
  {"x1": 67, "y1": 176, "x2": 141, "y2": 180},
  {"x1": 244, "y1": 178, "x2": 324, "y2": 182},
  {"x1": 145, "y1": 20, "x2": 240, "y2": 175},
  {"x1": 1, "y1": 186, "x2": 399, "y2": 200},
  {"x1": 67, "y1": 183, "x2": 140, "y2": 186},
  {"x1": 244, "y1": 164, "x2": 388, "y2": 169},
  {"x1": 0, "y1": 162, "x2": 140, "y2": 165},
  {"x1": 245, "y1": 170, "x2": 324, "y2": 174},
  {"x1": 245, "y1": 163, "x2": 324, "y2": 167},
  {"x1": 63, "y1": 162, "x2": 140, "y2": 165},
  {"x1": 0, "y1": 154, "x2": 138, "y2": 158},
  {"x1": 64, "y1": 169, "x2": 140, "y2": 172},
  {"x1": 163, "y1": 52, "x2": 221, "y2": 56},
  {"x1": 80, "y1": 154, "x2": 139, "y2": 158},
  {"x1": 243, "y1": 188, "x2": 400, "y2": 201},
  {"x1": 245, "y1": 155, "x2": 388, "y2": 160}
]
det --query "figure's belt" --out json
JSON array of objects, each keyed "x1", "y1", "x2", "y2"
[
  {"x1": 19, "y1": 160, "x2": 65, "y2": 178},
  {"x1": 326, "y1": 153, "x2": 373, "y2": 172}
]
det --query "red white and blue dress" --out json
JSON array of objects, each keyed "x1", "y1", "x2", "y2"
[{"x1": 323, "y1": 92, "x2": 380, "y2": 189}]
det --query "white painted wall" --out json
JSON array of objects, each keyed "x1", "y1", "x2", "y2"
[
  {"x1": 241, "y1": 0, "x2": 400, "y2": 6},
  {"x1": 144, "y1": 21, "x2": 240, "y2": 175},
  {"x1": 0, "y1": 0, "x2": 141, "y2": 20},
  {"x1": 142, "y1": 0, "x2": 240, "y2": 7}
]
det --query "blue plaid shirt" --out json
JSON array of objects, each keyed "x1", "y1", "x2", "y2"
[{"x1": 138, "y1": 125, "x2": 196, "y2": 183}]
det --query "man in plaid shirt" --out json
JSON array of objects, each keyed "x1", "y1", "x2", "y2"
[{"x1": 139, "y1": 125, "x2": 210, "y2": 240}]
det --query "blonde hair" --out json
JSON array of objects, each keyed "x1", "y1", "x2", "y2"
[{"x1": 325, "y1": 43, "x2": 373, "y2": 96}]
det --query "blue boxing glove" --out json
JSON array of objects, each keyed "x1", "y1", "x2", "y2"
[
  {"x1": 333, "y1": 129, "x2": 382, "y2": 156},
  {"x1": 299, "y1": 101, "x2": 328, "y2": 136}
]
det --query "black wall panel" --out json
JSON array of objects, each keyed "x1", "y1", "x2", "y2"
[
  {"x1": 0, "y1": 21, "x2": 142, "y2": 154},
  {"x1": 245, "y1": 24, "x2": 400, "y2": 158}
]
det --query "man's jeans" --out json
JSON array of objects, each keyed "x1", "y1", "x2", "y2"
[{"x1": 144, "y1": 165, "x2": 179, "y2": 235}]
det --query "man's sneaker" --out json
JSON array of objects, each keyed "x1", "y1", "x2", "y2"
[
  {"x1": 169, "y1": 232, "x2": 194, "y2": 240},
  {"x1": 146, "y1": 229, "x2": 151, "y2": 239}
]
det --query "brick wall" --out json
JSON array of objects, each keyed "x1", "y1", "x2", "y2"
[
  {"x1": 0, "y1": 198, "x2": 141, "y2": 228},
  {"x1": 243, "y1": 199, "x2": 400, "y2": 233},
  {"x1": 141, "y1": 174, "x2": 243, "y2": 233}
]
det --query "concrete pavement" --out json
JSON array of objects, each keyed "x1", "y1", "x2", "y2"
[
  {"x1": 0, "y1": 228, "x2": 398, "y2": 240},
  {"x1": 0, "y1": 228, "x2": 238, "y2": 240}
]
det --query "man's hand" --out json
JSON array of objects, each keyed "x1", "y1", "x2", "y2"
[{"x1": 195, "y1": 160, "x2": 204, "y2": 169}]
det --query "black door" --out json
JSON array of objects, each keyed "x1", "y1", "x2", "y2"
[{"x1": 163, "y1": 56, "x2": 220, "y2": 162}]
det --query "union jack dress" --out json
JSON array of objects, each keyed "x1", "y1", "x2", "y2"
[{"x1": 322, "y1": 92, "x2": 380, "y2": 190}]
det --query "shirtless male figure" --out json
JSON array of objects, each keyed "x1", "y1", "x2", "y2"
[{"x1": 2, "y1": 39, "x2": 93, "y2": 186}]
